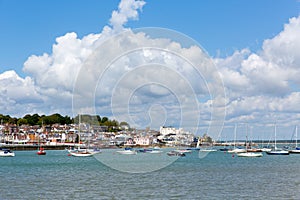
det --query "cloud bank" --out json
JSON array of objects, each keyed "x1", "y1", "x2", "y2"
[{"x1": 0, "y1": 0, "x2": 300, "y2": 137}]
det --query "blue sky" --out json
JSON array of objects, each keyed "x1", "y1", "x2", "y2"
[
  {"x1": 1, "y1": 0, "x2": 299, "y2": 76},
  {"x1": 1, "y1": 0, "x2": 300, "y2": 139}
]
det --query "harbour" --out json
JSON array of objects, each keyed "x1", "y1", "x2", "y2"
[{"x1": 0, "y1": 149, "x2": 299, "y2": 199}]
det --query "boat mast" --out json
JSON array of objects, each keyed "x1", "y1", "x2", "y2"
[
  {"x1": 274, "y1": 123, "x2": 277, "y2": 149},
  {"x1": 246, "y1": 124, "x2": 248, "y2": 151},
  {"x1": 296, "y1": 125, "x2": 298, "y2": 147},
  {"x1": 233, "y1": 124, "x2": 237, "y2": 148}
]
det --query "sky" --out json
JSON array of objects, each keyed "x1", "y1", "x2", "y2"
[{"x1": 0, "y1": 0, "x2": 300, "y2": 139}]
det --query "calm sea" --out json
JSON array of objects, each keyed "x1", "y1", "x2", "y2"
[{"x1": 0, "y1": 149, "x2": 299, "y2": 200}]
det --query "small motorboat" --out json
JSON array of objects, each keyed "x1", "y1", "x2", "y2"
[
  {"x1": 0, "y1": 149, "x2": 15, "y2": 157},
  {"x1": 116, "y1": 149, "x2": 137, "y2": 155},
  {"x1": 167, "y1": 150, "x2": 185, "y2": 157}
]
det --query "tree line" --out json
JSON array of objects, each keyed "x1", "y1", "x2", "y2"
[{"x1": 0, "y1": 113, "x2": 129, "y2": 129}]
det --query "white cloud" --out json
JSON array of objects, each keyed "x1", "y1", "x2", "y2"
[
  {"x1": 216, "y1": 15, "x2": 300, "y2": 126},
  {"x1": 0, "y1": 0, "x2": 300, "y2": 137},
  {"x1": 110, "y1": 0, "x2": 146, "y2": 31}
]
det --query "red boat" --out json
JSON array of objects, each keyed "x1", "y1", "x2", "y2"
[{"x1": 37, "y1": 147, "x2": 46, "y2": 155}]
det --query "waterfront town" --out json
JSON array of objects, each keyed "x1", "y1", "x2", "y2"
[{"x1": 0, "y1": 114, "x2": 213, "y2": 150}]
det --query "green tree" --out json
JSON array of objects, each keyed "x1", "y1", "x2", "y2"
[
  {"x1": 101, "y1": 117, "x2": 108, "y2": 124},
  {"x1": 17, "y1": 118, "x2": 28, "y2": 126}
]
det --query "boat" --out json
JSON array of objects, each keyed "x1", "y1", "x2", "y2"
[
  {"x1": 0, "y1": 148, "x2": 15, "y2": 157},
  {"x1": 148, "y1": 150, "x2": 163, "y2": 154},
  {"x1": 261, "y1": 146, "x2": 272, "y2": 152},
  {"x1": 174, "y1": 149, "x2": 192, "y2": 153},
  {"x1": 167, "y1": 150, "x2": 185, "y2": 157},
  {"x1": 289, "y1": 147, "x2": 300, "y2": 154},
  {"x1": 148, "y1": 147, "x2": 163, "y2": 154},
  {"x1": 266, "y1": 124, "x2": 289, "y2": 155},
  {"x1": 186, "y1": 147, "x2": 200, "y2": 151},
  {"x1": 186, "y1": 137, "x2": 201, "y2": 151},
  {"x1": 289, "y1": 126, "x2": 300, "y2": 154},
  {"x1": 227, "y1": 124, "x2": 246, "y2": 153},
  {"x1": 237, "y1": 125, "x2": 263, "y2": 157},
  {"x1": 266, "y1": 149, "x2": 289, "y2": 155},
  {"x1": 37, "y1": 147, "x2": 46, "y2": 155},
  {"x1": 200, "y1": 148, "x2": 217, "y2": 152},
  {"x1": 68, "y1": 115, "x2": 100, "y2": 157},
  {"x1": 219, "y1": 147, "x2": 230, "y2": 152},
  {"x1": 69, "y1": 149, "x2": 96, "y2": 157},
  {"x1": 237, "y1": 152, "x2": 263, "y2": 157},
  {"x1": 116, "y1": 149, "x2": 137, "y2": 155},
  {"x1": 246, "y1": 148, "x2": 262, "y2": 152}
]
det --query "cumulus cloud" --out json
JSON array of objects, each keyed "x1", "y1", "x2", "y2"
[
  {"x1": 110, "y1": 0, "x2": 146, "y2": 31},
  {"x1": 0, "y1": 0, "x2": 300, "y2": 136},
  {"x1": 216, "y1": 15, "x2": 300, "y2": 126}
]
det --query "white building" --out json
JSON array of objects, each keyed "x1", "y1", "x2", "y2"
[{"x1": 159, "y1": 126, "x2": 194, "y2": 146}]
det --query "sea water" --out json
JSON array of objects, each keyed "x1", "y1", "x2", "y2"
[{"x1": 0, "y1": 150, "x2": 299, "y2": 200}]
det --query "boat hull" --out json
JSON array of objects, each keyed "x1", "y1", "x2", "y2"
[
  {"x1": 228, "y1": 149, "x2": 246, "y2": 153},
  {"x1": 116, "y1": 150, "x2": 137, "y2": 155},
  {"x1": 167, "y1": 151, "x2": 185, "y2": 157},
  {"x1": 0, "y1": 149, "x2": 15, "y2": 157},
  {"x1": 69, "y1": 151, "x2": 95, "y2": 157},
  {"x1": 237, "y1": 152, "x2": 263, "y2": 157},
  {"x1": 0, "y1": 152, "x2": 15, "y2": 157},
  {"x1": 200, "y1": 149, "x2": 217, "y2": 152},
  {"x1": 266, "y1": 151, "x2": 289, "y2": 155},
  {"x1": 289, "y1": 149, "x2": 300, "y2": 154}
]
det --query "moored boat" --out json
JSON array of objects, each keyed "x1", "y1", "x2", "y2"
[
  {"x1": 228, "y1": 124, "x2": 246, "y2": 154},
  {"x1": 174, "y1": 149, "x2": 192, "y2": 153},
  {"x1": 0, "y1": 149, "x2": 15, "y2": 157},
  {"x1": 266, "y1": 149, "x2": 289, "y2": 155},
  {"x1": 266, "y1": 124, "x2": 289, "y2": 155},
  {"x1": 200, "y1": 148, "x2": 217, "y2": 152},
  {"x1": 69, "y1": 149, "x2": 96, "y2": 157},
  {"x1": 289, "y1": 126, "x2": 300, "y2": 154},
  {"x1": 148, "y1": 148, "x2": 163, "y2": 154},
  {"x1": 246, "y1": 148, "x2": 262, "y2": 152},
  {"x1": 237, "y1": 152, "x2": 263, "y2": 157},
  {"x1": 167, "y1": 150, "x2": 185, "y2": 157},
  {"x1": 116, "y1": 149, "x2": 137, "y2": 155},
  {"x1": 228, "y1": 148, "x2": 246, "y2": 153},
  {"x1": 289, "y1": 147, "x2": 300, "y2": 154}
]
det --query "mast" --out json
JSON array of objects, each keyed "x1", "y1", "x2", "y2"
[
  {"x1": 233, "y1": 124, "x2": 237, "y2": 148},
  {"x1": 245, "y1": 124, "x2": 248, "y2": 151},
  {"x1": 274, "y1": 123, "x2": 277, "y2": 149},
  {"x1": 296, "y1": 125, "x2": 298, "y2": 147}
]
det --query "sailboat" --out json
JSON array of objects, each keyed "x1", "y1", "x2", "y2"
[
  {"x1": 266, "y1": 124, "x2": 289, "y2": 155},
  {"x1": 228, "y1": 124, "x2": 246, "y2": 153},
  {"x1": 186, "y1": 137, "x2": 201, "y2": 151},
  {"x1": 69, "y1": 115, "x2": 97, "y2": 157},
  {"x1": 289, "y1": 126, "x2": 300, "y2": 154},
  {"x1": 237, "y1": 125, "x2": 263, "y2": 157}
]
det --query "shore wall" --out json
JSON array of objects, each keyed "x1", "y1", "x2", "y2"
[{"x1": 0, "y1": 144, "x2": 69, "y2": 151}]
